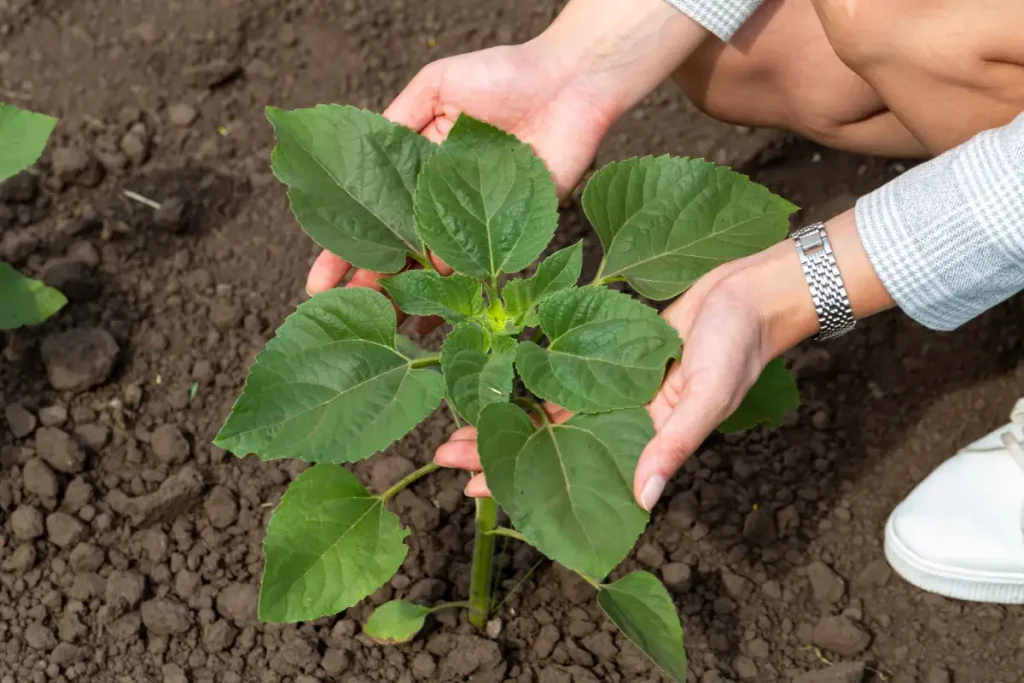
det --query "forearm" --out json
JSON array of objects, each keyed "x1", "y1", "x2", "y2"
[{"x1": 530, "y1": 0, "x2": 712, "y2": 120}]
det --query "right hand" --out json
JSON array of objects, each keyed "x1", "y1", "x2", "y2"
[{"x1": 305, "y1": 41, "x2": 620, "y2": 321}]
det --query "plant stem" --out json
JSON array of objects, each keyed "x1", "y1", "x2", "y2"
[
  {"x1": 408, "y1": 251, "x2": 433, "y2": 270},
  {"x1": 512, "y1": 397, "x2": 550, "y2": 426},
  {"x1": 409, "y1": 355, "x2": 441, "y2": 369},
  {"x1": 426, "y1": 600, "x2": 472, "y2": 615},
  {"x1": 379, "y1": 462, "x2": 439, "y2": 501},
  {"x1": 446, "y1": 401, "x2": 463, "y2": 429},
  {"x1": 468, "y1": 497, "x2": 499, "y2": 629},
  {"x1": 484, "y1": 527, "x2": 527, "y2": 542}
]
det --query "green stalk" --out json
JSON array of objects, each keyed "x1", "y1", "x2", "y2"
[
  {"x1": 468, "y1": 497, "x2": 499, "y2": 629},
  {"x1": 409, "y1": 355, "x2": 441, "y2": 369},
  {"x1": 379, "y1": 462, "x2": 439, "y2": 502}
]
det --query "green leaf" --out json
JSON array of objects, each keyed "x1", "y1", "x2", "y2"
[
  {"x1": 597, "y1": 571, "x2": 687, "y2": 682},
  {"x1": 0, "y1": 263, "x2": 67, "y2": 330},
  {"x1": 214, "y1": 288, "x2": 444, "y2": 463},
  {"x1": 267, "y1": 105, "x2": 435, "y2": 273},
  {"x1": 381, "y1": 270, "x2": 484, "y2": 324},
  {"x1": 363, "y1": 600, "x2": 430, "y2": 644},
  {"x1": 259, "y1": 465, "x2": 408, "y2": 622},
  {"x1": 413, "y1": 115, "x2": 558, "y2": 280},
  {"x1": 478, "y1": 403, "x2": 653, "y2": 579},
  {"x1": 718, "y1": 358, "x2": 799, "y2": 433},
  {"x1": 516, "y1": 287, "x2": 680, "y2": 413},
  {"x1": 503, "y1": 241, "x2": 583, "y2": 327},
  {"x1": 441, "y1": 323, "x2": 516, "y2": 425},
  {"x1": 584, "y1": 156, "x2": 797, "y2": 299},
  {"x1": 0, "y1": 103, "x2": 57, "y2": 183}
]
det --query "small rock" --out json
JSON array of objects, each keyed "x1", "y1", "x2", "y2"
[
  {"x1": 36, "y1": 427, "x2": 86, "y2": 473},
  {"x1": 5, "y1": 404, "x2": 36, "y2": 438},
  {"x1": 856, "y1": 559, "x2": 892, "y2": 588},
  {"x1": 407, "y1": 577, "x2": 446, "y2": 603},
  {"x1": 807, "y1": 561, "x2": 846, "y2": 605},
  {"x1": 141, "y1": 597, "x2": 193, "y2": 635},
  {"x1": 203, "y1": 619, "x2": 238, "y2": 652},
  {"x1": 120, "y1": 123, "x2": 150, "y2": 165},
  {"x1": 51, "y1": 147, "x2": 103, "y2": 187},
  {"x1": 742, "y1": 505, "x2": 777, "y2": 546},
  {"x1": 69, "y1": 542, "x2": 105, "y2": 572},
  {"x1": 107, "y1": 611, "x2": 141, "y2": 638},
  {"x1": 37, "y1": 404, "x2": 68, "y2": 427},
  {"x1": 792, "y1": 661, "x2": 866, "y2": 683},
  {"x1": 46, "y1": 511, "x2": 88, "y2": 547},
  {"x1": 154, "y1": 197, "x2": 186, "y2": 232},
  {"x1": 322, "y1": 648, "x2": 351, "y2": 675},
  {"x1": 733, "y1": 655, "x2": 758, "y2": 681},
  {"x1": 104, "y1": 465, "x2": 203, "y2": 526},
  {"x1": 49, "y1": 643, "x2": 79, "y2": 666},
  {"x1": 74, "y1": 423, "x2": 111, "y2": 450},
  {"x1": 40, "y1": 328, "x2": 119, "y2": 391},
  {"x1": 1, "y1": 544, "x2": 37, "y2": 572},
  {"x1": 812, "y1": 615, "x2": 871, "y2": 656},
  {"x1": 661, "y1": 563, "x2": 692, "y2": 591},
  {"x1": 23, "y1": 458, "x2": 59, "y2": 499},
  {"x1": 61, "y1": 477, "x2": 93, "y2": 513},
  {"x1": 162, "y1": 663, "x2": 189, "y2": 683},
  {"x1": 168, "y1": 103, "x2": 198, "y2": 126},
  {"x1": 534, "y1": 624, "x2": 560, "y2": 659},
  {"x1": 204, "y1": 485, "x2": 238, "y2": 529},
  {"x1": 66, "y1": 240, "x2": 101, "y2": 267},
  {"x1": 925, "y1": 665, "x2": 951, "y2": 683},
  {"x1": 216, "y1": 583, "x2": 258, "y2": 623},
  {"x1": 105, "y1": 569, "x2": 146, "y2": 608},
  {"x1": 485, "y1": 618, "x2": 502, "y2": 639},
  {"x1": 24, "y1": 622, "x2": 57, "y2": 651},
  {"x1": 151, "y1": 424, "x2": 190, "y2": 465},
  {"x1": 11, "y1": 504, "x2": 45, "y2": 540},
  {"x1": 410, "y1": 652, "x2": 435, "y2": 679},
  {"x1": 635, "y1": 542, "x2": 665, "y2": 569},
  {"x1": 210, "y1": 301, "x2": 243, "y2": 330},
  {"x1": 721, "y1": 572, "x2": 754, "y2": 601}
]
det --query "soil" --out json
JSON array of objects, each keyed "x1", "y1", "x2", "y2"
[{"x1": 1, "y1": 1, "x2": 1023, "y2": 682}]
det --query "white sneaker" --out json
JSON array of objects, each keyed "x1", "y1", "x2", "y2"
[{"x1": 884, "y1": 398, "x2": 1024, "y2": 603}]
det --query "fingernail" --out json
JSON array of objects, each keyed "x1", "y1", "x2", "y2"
[{"x1": 640, "y1": 475, "x2": 666, "y2": 511}]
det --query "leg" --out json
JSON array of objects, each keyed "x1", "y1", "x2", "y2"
[{"x1": 674, "y1": 0, "x2": 928, "y2": 158}]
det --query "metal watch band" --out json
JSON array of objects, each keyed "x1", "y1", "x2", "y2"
[{"x1": 792, "y1": 222, "x2": 856, "y2": 341}]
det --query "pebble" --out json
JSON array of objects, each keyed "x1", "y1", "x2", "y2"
[
  {"x1": 51, "y1": 147, "x2": 103, "y2": 187},
  {"x1": 203, "y1": 619, "x2": 238, "y2": 652},
  {"x1": 661, "y1": 562, "x2": 692, "y2": 591},
  {"x1": 154, "y1": 197, "x2": 187, "y2": 232},
  {"x1": 120, "y1": 122, "x2": 150, "y2": 165},
  {"x1": 24, "y1": 622, "x2": 57, "y2": 651},
  {"x1": 812, "y1": 615, "x2": 871, "y2": 656},
  {"x1": 204, "y1": 485, "x2": 238, "y2": 529},
  {"x1": 74, "y1": 423, "x2": 111, "y2": 450},
  {"x1": 141, "y1": 597, "x2": 193, "y2": 635},
  {"x1": 35, "y1": 427, "x2": 86, "y2": 473},
  {"x1": 38, "y1": 404, "x2": 68, "y2": 427},
  {"x1": 60, "y1": 477, "x2": 93, "y2": 513},
  {"x1": 210, "y1": 301, "x2": 243, "y2": 330},
  {"x1": 11, "y1": 504, "x2": 45, "y2": 540},
  {"x1": 168, "y1": 103, "x2": 198, "y2": 126},
  {"x1": 807, "y1": 561, "x2": 846, "y2": 605},
  {"x1": 721, "y1": 571, "x2": 754, "y2": 601},
  {"x1": 40, "y1": 328, "x2": 119, "y2": 391},
  {"x1": 151, "y1": 424, "x2": 190, "y2": 465},
  {"x1": 105, "y1": 569, "x2": 146, "y2": 608},
  {"x1": 856, "y1": 559, "x2": 892, "y2": 588},
  {"x1": 46, "y1": 512, "x2": 88, "y2": 547},
  {"x1": 69, "y1": 542, "x2": 105, "y2": 572},
  {"x1": 23, "y1": 458, "x2": 59, "y2": 499},
  {"x1": 635, "y1": 542, "x2": 665, "y2": 569},
  {"x1": 733, "y1": 655, "x2": 758, "y2": 681},
  {"x1": 925, "y1": 665, "x2": 951, "y2": 683},
  {"x1": 1, "y1": 544, "x2": 37, "y2": 572},
  {"x1": 216, "y1": 583, "x2": 258, "y2": 623},
  {"x1": 5, "y1": 404, "x2": 36, "y2": 438},
  {"x1": 742, "y1": 505, "x2": 777, "y2": 546},
  {"x1": 322, "y1": 648, "x2": 351, "y2": 675}
]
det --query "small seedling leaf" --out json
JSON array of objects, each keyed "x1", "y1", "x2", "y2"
[
  {"x1": 382, "y1": 270, "x2": 484, "y2": 325},
  {"x1": 597, "y1": 571, "x2": 687, "y2": 682},
  {"x1": 584, "y1": 156, "x2": 797, "y2": 299},
  {"x1": 478, "y1": 403, "x2": 652, "y2": 579},
  {"x1": 259, "y1": 465, "x2": 408, "y2": 622},
  {"x1": 214, "y1": 288, "x2": 444, "y2": 463},
  {"x1": 363, "y1": 600, "x2": 431, "y2": 644},
  {"x1": 0, "y1": 102, "x2": 57, "y2": 183},
  {"x1": 0, "y1": 263, "x2": 67, "y2": 330},
  {"x1": 718, "y1": 358, "x2": 799, "y2": 432},
  {"x1": 516, "y1": 287, "x2": 680, "y2": 413},
  {"x1": 267, "y1": 105, "x2": 435, "y2": 273},
  {"x1": 503, "y1": 241, "x2": 583, "y2": 327},
  {"x1": 441, "y1": 323, "x2": 516, "y2": 425},
  {"x1": 413, "y1": 115, "x2": 558, "y2": 280}
]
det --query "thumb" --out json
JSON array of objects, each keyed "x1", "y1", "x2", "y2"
[{"x1": 634, "y1": 380, "x2": 735, "y2": 512}]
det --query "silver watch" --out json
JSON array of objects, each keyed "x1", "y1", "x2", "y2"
[{"x1": 792, "y1": 222, "x2": 855, "y2": 341}]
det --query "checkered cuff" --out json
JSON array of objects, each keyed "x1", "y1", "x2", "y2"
[
  {"x1": 662, "y1": 0, "x2": 763, "y2": 41},
  {"x1": 856, "y1": 113, "x2": 1024, "y2": 331}
]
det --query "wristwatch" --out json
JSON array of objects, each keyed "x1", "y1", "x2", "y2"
[{"x1": 791, "y1": 222, "x2": 856, "y2": 341}]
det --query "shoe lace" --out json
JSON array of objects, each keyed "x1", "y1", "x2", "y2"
[{"x1": 1004, "y1": 398, "x2": 1024, "y2": 474}]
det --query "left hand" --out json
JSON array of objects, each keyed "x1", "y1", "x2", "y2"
[{"x1": 434, "y1": 235, "x2": 825, "y2": 509}]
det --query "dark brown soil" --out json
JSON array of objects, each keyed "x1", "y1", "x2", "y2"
[{"x1": 2, "y1": 1, "x2": 1023, "y2": 682}]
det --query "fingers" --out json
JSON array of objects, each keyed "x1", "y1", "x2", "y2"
[
  {"x1": 345, "y1": 268, "x2": 387, "y2": 292},
  {"x1": 306, "y1": 250, "x2": 351, "y2": 296},
  {"x1": 464, "y1": 473, "x2": 492, "y2": 498},
  {"x1": 434, "y1": 426, "x2": 481, "y2": 471},
  {"x1": 420, "y1": 116, "x2": 455, "y2": 144},
  {"x1": 383, "y1": 63, "x2": 444, "y2": 132}
]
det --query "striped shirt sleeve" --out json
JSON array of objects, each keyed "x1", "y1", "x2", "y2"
[
  {"x1": 662, "y1": 0, "x2": 764, "y2": 41},
  {"x1": 856, "y1": 112, "x2": 1024, "y2": 331}
]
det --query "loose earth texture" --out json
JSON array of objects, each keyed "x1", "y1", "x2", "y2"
[{"x1": 1, "y1": 1, "x2": 1023, "y2": 682}]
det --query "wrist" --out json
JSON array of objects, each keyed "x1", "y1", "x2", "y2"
[{"x1": 527, "y1": 0, "x2": 710, "y2": 120}]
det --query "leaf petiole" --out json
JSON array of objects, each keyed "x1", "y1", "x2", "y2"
[
  {"x1": 409, "y1": 355, "x2": 441, "y2": 368},
  {"x1": 378, "y1": 462, "x2": 440, "y2": 502},
  {"x1": 407, "y1": 251, "x2": 434, "y2": 270},
  {"x1": 484, "y1": 527, "x2": 527, "y2": 542},
  {"x1": 512, "y1": 398, "x2": 550, "y2": 427},
  {"x1": 426, "y1": 600, "x2": 472, "y2": 615}
]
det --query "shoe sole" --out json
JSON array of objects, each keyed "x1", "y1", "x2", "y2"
[{"x1": 884, "y1": 516, "x2": 1024, "y2": 604}]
